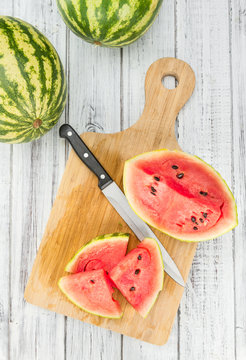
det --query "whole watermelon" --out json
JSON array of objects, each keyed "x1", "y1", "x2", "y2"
[
  {"x1": 0, "y1": 16, "x2": 67, "y2": 144},
  {"x1": 56, "y1": 0, "x2": 163, "y2": 47}
]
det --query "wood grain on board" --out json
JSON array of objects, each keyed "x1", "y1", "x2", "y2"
[
  {"x1": 65, "y1": 9, "x2": 123, "y2": 358},
  {"x1": 1, "y1": 0, "x2": 246, "y2": 358},
  {"x1": 25, "y1": 57, "x2": 197, "y2": 345},
  {"x1": 120, "y1": 0, "x2": 180, "y2": 354}
]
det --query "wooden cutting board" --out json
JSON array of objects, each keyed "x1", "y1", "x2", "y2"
[{"x1": 25, "y1": 57, "x2": 197, "y2": 345}]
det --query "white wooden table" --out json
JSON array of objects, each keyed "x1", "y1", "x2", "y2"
[{"x1": 1, "y1": 0, "x2": 246, "y2": 359}]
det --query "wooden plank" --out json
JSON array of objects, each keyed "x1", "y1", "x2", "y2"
[
  {"x1": 176, "y1": 0, "x2": 235, "y2": 358},
  {"x1": 2, "y1": 0, "x2": 242, "y2": 357},
  {"x1": 0, "y1": 145, "x2": 11, "y2": 359},
  {"x1": 65, "y1": 320, "x2": 122, "y2": 360},
  {"x1": 64, "y1": 27, "x2": 122, "y2": 359},
  {"x1": 68, "y1": 32, "x2": 122, "y2": 133},
  {"x1": 0, "y1": 149, "x2": 11, "y2": 360},
  {"x1": 8, "y1": 1, "x2": 67, "y2": 359},
  {"x1": 230, "y1": 0, "x2": 246, "y2": 358},
  {"x1": 121, "y1": 319, "x2": 178, "y2": 359},
  {"x1": 121, "y1": 0, "x2": 179, "y2": 356},
  {"x1": 24, "y1": 57, "x2": 197, "y2": 346},
  {"x1": 121, "y1": 0, "x2": 176, "y2": 130},
  {"x1": 1, "y1": 4, "x2": 13, "y2": 360}
]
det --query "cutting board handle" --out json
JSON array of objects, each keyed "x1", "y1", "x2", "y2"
[{"x1": 135, "y1": 58, "x2": 196, "y2": 142}]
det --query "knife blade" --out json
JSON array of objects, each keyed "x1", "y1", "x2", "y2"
[{"x1": 59, "y1": 124, "x2": 185, "y2": 287}]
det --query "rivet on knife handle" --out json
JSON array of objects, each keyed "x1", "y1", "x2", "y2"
[{"x1": 59, "y1": 124, "x2": 113, "y2": 190}]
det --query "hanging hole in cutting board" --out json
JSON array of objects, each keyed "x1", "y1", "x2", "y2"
[{"x1": 162, "y1": 75, "x2": 178, "y2": 90}]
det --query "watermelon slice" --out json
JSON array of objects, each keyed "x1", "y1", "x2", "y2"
[
  {"x1": 123, "y1": 150, "x2": 238, "y2": 242},
  {"x1": 109, "y1": 238, "x2": 164, "y2": 318},
  {"x1": 58, "y1": 269, "x2": 122, "y2": 318},
  {"x1": 65, "y1": 233, "x2": 129, "y2": 273}
]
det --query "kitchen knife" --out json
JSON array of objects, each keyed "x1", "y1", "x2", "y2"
[{"x1": 59, "y1": 124, "x2": 185, "y2": 287}]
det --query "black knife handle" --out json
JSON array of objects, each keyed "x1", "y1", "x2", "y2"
[{"x1": 59, "y1": 124, "x2": 113, "y2": 190}]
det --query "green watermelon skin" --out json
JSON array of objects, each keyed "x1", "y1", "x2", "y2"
[
  {"x1": 56, "y1": 0, "x2": 163, "y2": 47},
  {"x1": 0, "y1": 16, "x2": 67, "y2": 144}
]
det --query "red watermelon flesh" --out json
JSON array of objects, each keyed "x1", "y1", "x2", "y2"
[
  {"x1": 109, "y1": 238, "x2": 164, "y2": 318},
  {"x1": 58, "y1": 269, "x2": 122, "y2": 318},
  {"x1": 84, "y1": 259, "x2": 103, "y2": 271},
  {"x1": 124, "y1": 150, "x2": 237, "y2": 242},
  {"x1": 65, "y1": 233, "x2": 129, "y2": 273}
]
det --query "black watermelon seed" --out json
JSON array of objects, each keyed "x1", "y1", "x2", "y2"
[
  {"x1": 193, "y1": 226, "x2": 198, "y2": 230},
  {"x1": 106, "y1": 271, "x2": 109, "y2": 275},
  {"x1": 151, "y1": 192, "x2": 156, "y2": 196},
  {"x1": 135, "y1": 269, "x2": 140, "y2": 275},
  {"x1": 172, "y1": 165, "x2": 179, "y2": 169},
  {"x1": 90, "y1": 280, "x2": 95, "y2": 283},
  {"x1": 199, "y1": 218, "x2": 204, "y2": 223},
  {"x1": 138, "y1": 255, "x2": 142, "y2": 260},
  {"x1": 176, "y1": 173, "x2": 184, "y2": 179},
  {"x1": 154, "y1": 176, "x2": 160, "y2": 181},
  {"x1": 130, "y1": 286, "x2": 135, "y2": 291},
  {"x1": 151, "y1": 186, "x2": 156, "y2": 192},
  {"x1": 191, "y1": 216, "x2": 196, "y2": 222},
  {"x1": 195, "y1": 221, "x2": 199, "y2": 225},
  {"x1": 200, "y1": 191, "x2": 208, "y2": 196},
  {"x1": 203, "y1": 212, "x2": 208, "y2": 218}
]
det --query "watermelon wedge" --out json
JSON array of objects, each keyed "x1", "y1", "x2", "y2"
[
  {"x1": 123, "y1": 150, "x2": 238, "y2": 242},
  {"x1": 109, "y1": 238, "x2": 164, "y2": 318},
  {"x1": 58, "y1": 269, "x2": 122, "y2": 318},
  {"x1": 65, "y1": 233, "x2": 129, "y2": 273}
]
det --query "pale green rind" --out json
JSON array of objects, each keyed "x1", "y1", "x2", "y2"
[
  {"x1": 142, "y1": 237, "x2": 164, "y2": 290},
  {"x1": 65, "y1": 232, "x2": 130, "y2": 272},
  {"x1": 137, "y1": 237, "x2": 164, "y2": 318},
  {"x1": 165, "y1": 221, "x2": 238, "y2": 243},
  {"x1": 58, "y1": 277, "x2": 123, "y2": 319},
  {"x1": 123, "y1": 149, "x2": 238, "y2": 242},
  {"x1": 128, "y1": 204, "x2": 237, "y2": 243}
]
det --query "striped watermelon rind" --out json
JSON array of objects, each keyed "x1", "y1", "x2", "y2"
[
  {"x1": 56, "y1": 0, "x2": 163, "y2": 47},
  {"x1": 0, "y1": 16, "x2": 67, "y2": 144}
]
